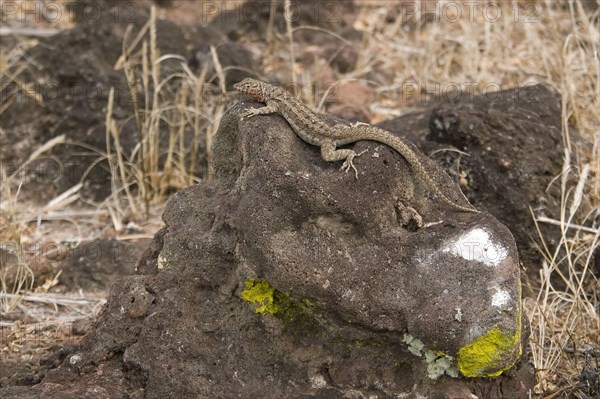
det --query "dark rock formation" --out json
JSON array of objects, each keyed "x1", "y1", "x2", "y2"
[
  {"x1": 380, "y1": 85, "x2": 578, "y2": 272},
  {"x1": 1, "y1": 95, "x2": 533, "y2": 398},
  {"x1": 377, "y1": 84, "x2": 566, "y2": 271},
  {"x1": 57, "y1": 238, "x2": 143, "y2": 291}
]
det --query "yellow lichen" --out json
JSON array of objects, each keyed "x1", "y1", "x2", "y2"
[
  {"x1": 457, "y1": 281, "x2": 524, "y2": 377},
  {"x1": 240, "y1": 278, "x2": 324, "y2": 338},
  {"x1": 457, "y1": 325, "x2": 521, "y2": 377},
  {"x1": 241, "y1": 279, "x2": 280, "y2": 314}
]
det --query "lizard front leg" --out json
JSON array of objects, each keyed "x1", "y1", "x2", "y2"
[
  {"x1": 240, "y1": 102, "x2": 279, "y2": 119},
  {"x1": 320, "y1": 139, "x2": 368, "y2": 179}
]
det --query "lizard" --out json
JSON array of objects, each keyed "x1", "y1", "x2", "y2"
[{"x1": 233, "y1": 78, "x2": 479, "y2": 214}]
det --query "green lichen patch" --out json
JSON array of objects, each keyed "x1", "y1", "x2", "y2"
[
  {"x1": 403, "y1": 334, "x2": 425, "y2": 357},
  {"x1": 457, "y1": 325, "x2": 522, "y2": 377},
  {"x1": 403, "y1": 334, "x2": 459, "y2": 379},
  {"x1": 427, "y1": 355, "x2": 459, "y2": 379}
]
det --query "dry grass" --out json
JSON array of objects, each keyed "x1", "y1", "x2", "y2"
[
  {"x1": 108, "y1": 6, "x2": 224, "y2": 223},
  {"x1": 0, "y1": 292, "x2": 106, "y2": 365},
  {"x1": 526, "y1": 146, "x2": 598, "y2": 395},
  {"x1": 1, "y1": 1, "x2": 598, "y2": 397},
  {"x1": 0, "y1": 39, "x2": 42, "y2": 113}
]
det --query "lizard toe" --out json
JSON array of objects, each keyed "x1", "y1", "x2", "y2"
[
  {"x1": 240, "y1": 108, "x2": 257, "y2": 119},
  {"x1": 341, "y1": 159, "x2": 359, "y2": 179},
  {"x1": 357, "y1": 147, "x2": 369, "y2": 157}
]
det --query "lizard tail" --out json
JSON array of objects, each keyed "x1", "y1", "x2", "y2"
[{"x1": 365, "y1": 130, "x2": 479, "y2": 213}]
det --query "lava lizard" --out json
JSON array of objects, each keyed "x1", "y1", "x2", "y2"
[{"x1": 234, "y1": 78, "x2": 478, "y2": 213}]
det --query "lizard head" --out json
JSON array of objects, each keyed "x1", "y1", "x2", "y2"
[{"x1": 234, "y1": 78, "x2": 266, "y2": 102}]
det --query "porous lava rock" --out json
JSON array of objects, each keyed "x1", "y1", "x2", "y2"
[
  {"x1": 1, "y1": 97, "x2": 534, "y2": 398},
  {"x1": 377, "y1": 84, "x2": 566, "y2": 270}
]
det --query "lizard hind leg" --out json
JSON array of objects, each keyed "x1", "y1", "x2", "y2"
[{"x1": 320, "y1": 140, "x2": 368, "y2": 179}]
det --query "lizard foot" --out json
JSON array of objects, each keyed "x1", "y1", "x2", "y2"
[
  {"x1": 341, "y1": 148, "x2": 369, "y2": 179},
  {"x1": 341, "y1": 158, "x2": 358, "y2": 178},
  {"x1": 239, "y1": 108, "x2": 259, "y2": 120}
]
